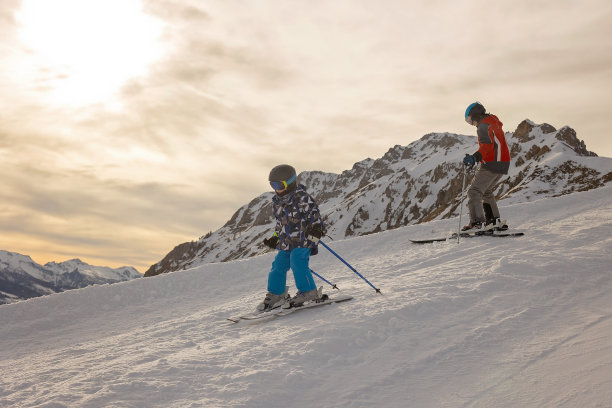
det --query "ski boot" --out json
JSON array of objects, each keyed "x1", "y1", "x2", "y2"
[
  {"x1": 494, "y1": 218, "x2": 509, "y2": 231},
  {"x1": 283, "y1": 287, "x2": 324, "y2": 309},
  {"x1": 256, "y1": 287, "x2": 290, "y2": 312}
]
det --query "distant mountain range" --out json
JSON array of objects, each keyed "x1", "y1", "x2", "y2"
[
  {"x1": 145, "y1": 119, "x2": 611, "y2": 277},
  {"x1": 0, "y1": 251, "x2": 141, "y2": 304}
]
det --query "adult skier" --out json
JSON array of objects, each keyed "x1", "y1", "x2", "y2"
[
  {"x1": 462, "y1": 102, "x2": 510, "y2": 231},
  {"x1": 258, "y1": 164, "x2": 325, "y2": 311}
]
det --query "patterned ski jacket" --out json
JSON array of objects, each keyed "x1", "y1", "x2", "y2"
[
  {"x1": 272, "y1": 184, "x2": 325, "y2": 254},
  {"x1": 474, "y1": 114, "x2": 510, "y2": 174}
]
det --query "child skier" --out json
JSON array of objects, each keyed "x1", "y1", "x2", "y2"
[
  {"x1": 258, "y1": 164, "x2": 325, "y2": 311},
  {"x1": 462, "y1": 102, "x2": 510, "y2": 231}
]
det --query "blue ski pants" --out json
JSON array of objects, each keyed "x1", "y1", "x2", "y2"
[{"x1": 268, "y1": 248, "x2": 316, "y2": 295}]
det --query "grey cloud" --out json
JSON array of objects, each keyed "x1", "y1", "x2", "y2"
[
  {"x1": 1, "y1": 164, "x2": 221, "y2": 232},
  {"x1": 141, "y1": 2, "x2": 295, "y2": 92},
  {"x1": 144, "y1": 0, "x2": 210, "y2": 24}
]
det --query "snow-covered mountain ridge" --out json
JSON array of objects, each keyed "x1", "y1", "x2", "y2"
[
  {"x1": 145, "y1": 119, "x2": 611, "y2": 276},
  {"x1": 0, "y1": 251, "x2": 141, "y2": 304},
  {"x1": 1, "y1": 186, "x2": 610, "y2": 407}
]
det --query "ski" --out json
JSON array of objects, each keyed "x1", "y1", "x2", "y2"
[
  {"x1": 227, "y1": 293, "x2": 353, "y2": 324},
  {"x1": 410, "y1": 230, "x2": 524, "y2": 244},
  {"x1": 227, "y1": 306, "x2": 283, "y2": 323}
]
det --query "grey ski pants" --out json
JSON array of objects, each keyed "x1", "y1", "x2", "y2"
[{"x1": 467, "y1": 167, "x2": 503, "y2": 224}]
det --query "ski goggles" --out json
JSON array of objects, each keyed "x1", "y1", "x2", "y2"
[{"x1": 269, "y1": 174, "x2": 296, "y2": 191}]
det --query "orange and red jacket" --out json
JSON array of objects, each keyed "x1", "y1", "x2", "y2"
[{"x1": 473, "y1": 114, "x2": 510, "y2": 174}]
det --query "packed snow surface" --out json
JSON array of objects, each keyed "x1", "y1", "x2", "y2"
[{"x1": 1, "y1": 186, "x2": 611, "y2": 407}]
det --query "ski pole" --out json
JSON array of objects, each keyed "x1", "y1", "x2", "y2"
[
  {"x1": 310, "y1": 268, "x2": 338, "y2": 290},
  {"x1": 319, "y1": 240, "x2": 382, "y2": 294},
  {"x1": 457, "y1": 164, "x2": 468, "y2": 243}
]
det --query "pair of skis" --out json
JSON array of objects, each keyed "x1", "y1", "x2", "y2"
[
  {"x1": 410, "y1": 228, "x2": 524, "y2": 244},
  {"x1": 227, "y1": 293, "x2": 353, "y2": 324}
]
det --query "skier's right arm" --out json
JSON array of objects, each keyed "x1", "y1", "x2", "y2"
[{"x1": 263, "y1": 232, "x2": 279, "y2": 249}]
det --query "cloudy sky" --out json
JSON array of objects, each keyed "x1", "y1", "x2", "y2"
[{"x1": 1, "y1": 0, "x2": 611, "y2": 272}]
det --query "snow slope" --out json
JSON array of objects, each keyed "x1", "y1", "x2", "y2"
[{"x1": 1, "y1": 186, "x2": 611, "y2": 408}]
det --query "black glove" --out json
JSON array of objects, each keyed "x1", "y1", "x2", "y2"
[
  {"x1": 463, "y1": 154, "x2": 476, "y2": 167},
  {"x1": 263, "y1": 235, "x2": 279, "y2": 249},
  {"x1": 306, "y1": 225, "x2": 323, "y2": 243}
]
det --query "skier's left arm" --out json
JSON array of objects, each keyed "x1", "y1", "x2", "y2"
[{"x1": 300, "y1": 194, "x2": 325, "y2": 243}]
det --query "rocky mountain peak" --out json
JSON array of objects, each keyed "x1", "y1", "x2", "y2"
[{"x1": 555, "y1": 126, "x2": 597, "y2": 157}]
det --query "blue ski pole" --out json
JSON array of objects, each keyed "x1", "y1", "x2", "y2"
[
  {"x1": 319, "y1": 240, "x2": 382, "y2": 294},
  {"x1": 310, "y1": 268, "x2": 338, "y2": 290}
]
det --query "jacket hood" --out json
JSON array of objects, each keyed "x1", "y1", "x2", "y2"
[{"x1": 482, "y1": 114, "x2": 503, "y2": 127}]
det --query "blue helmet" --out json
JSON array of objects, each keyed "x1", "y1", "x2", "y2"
[{"x1": 465, "y1": 102, "x2": 485, "y2": 123}]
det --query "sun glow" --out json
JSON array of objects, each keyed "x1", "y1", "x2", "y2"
[{"x1": 16, "y1": 0, "x2": 164, "y2": 107}]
